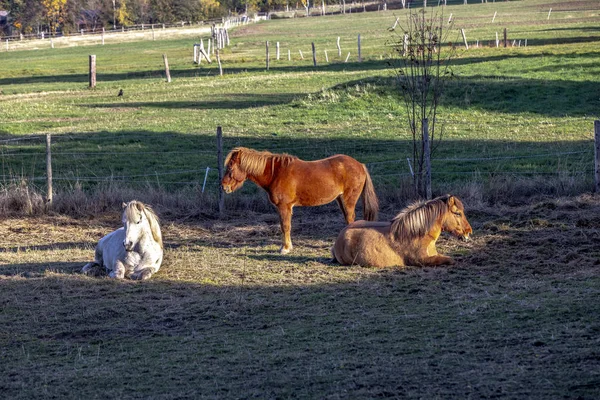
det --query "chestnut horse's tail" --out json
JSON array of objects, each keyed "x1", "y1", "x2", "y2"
[{"x1": 361, "y1": 164, "x2": 379, "y2": 221}]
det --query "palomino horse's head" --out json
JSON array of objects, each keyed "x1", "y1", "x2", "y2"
[
  {"x1": 122, "y1": 200, "x2": 163, "y2": 251},
  {"x1": 441, "y1": 195, "x2": 473, "y2": 241},
  {"x1": 221, "y1": 148, "x2": 248, "y2": 194}
]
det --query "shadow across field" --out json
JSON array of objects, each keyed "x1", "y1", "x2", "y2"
[
  {"x1": 84, "y1": 93, "x2": 299, "y2": 110},
  {"x1": 1, "y1": 196, "x2": 600, "y2": 399}
]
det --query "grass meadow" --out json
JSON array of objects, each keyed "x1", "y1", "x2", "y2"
[{"x1": 1, "y1": 0, "x2": 600, "y2": 398}]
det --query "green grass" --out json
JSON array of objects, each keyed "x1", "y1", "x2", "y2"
[
  {"x1": 1, "y1": 1, "x2": 598, "y2": 192},
  {"x1": 1, "y1": 1, "x2": 600, "y2": 397}
]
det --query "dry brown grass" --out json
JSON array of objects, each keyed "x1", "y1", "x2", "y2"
[{"x1": 1, "y1": 193, "x2": 600, "y2": 398}]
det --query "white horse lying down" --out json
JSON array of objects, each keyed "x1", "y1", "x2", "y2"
[{"x1": 82, "y1": 200, "x2": 163, "y2": 280}]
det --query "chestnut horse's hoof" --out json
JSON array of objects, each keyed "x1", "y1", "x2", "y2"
[{"x1": 279, "y1": 246, "x2": 292, "y2": 255}]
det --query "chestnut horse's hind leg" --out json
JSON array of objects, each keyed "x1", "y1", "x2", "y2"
[
  {"x1": 335, "y1": 197, "x2": 349, "y2": 222},
  {"x1": 341, "y1": 187, "x2": 362, "y2": 223},
  {"x1": 277, "y1": 204, "x2": 294, "y2": 254}
]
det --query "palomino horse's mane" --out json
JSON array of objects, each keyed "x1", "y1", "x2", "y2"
[
  {"x1": 124, "y1": 201, "x2": 163, "y2": 249},
  {"x1": 390, "y1": 195, "x2": 451, "y2": 242},
  {"x1": 226, "y1": 147, "x2": 298, "y2": 176}
]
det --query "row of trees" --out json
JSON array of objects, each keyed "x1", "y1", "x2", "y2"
[
  {"x1": 1, "y1": 0, "x2": 379, "y2": 36},
  {"x1": 0, "y1": 0, "x2": 237, "y2": 35}
]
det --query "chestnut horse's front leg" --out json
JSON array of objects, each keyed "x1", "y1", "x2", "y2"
[{"x1": 277, "y1": 204, "x2": 293, "y2": 254}]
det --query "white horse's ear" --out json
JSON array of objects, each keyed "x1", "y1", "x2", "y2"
[
  {"x1": 122, "y1": 202, "x2": 127, "y2": 209},
  {"x1": 136, "y1": 202, "x2": 144, "y2": 212}
]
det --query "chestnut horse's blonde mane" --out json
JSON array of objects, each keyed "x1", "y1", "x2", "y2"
[
  {"x1": 390, "y1": 195, "x2": 450, "y2": 242},
  {"x1": 226, "y1": 147, "x2": 298, "y2": 176},
  {"x1": 124, "y1": 201, "x2": 163, "y2": 249}
]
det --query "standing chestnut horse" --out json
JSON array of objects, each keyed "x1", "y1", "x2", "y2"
[
  {"x1": 332, "y1": 195, "x2": 472, "y2": 267},
  {"x1": 222, "y1": 147, "x2": 379, "y2": 254}
]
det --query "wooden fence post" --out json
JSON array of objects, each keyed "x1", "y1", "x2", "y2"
[
  {"x1": 337, "y1": 36, "x2": 341, "y2": 57},
  {"x1": 217, "y1": 126, "x2": 225, "y2": 216},
  {"x1": 311, "y1": 42, "x2": 317, "y2": 67},
  {"x1": 423, "y1": 118, "x2": 432, "y2": 200},
  {"x1": 503, "y1": 28, "x2": 507, "y2": 48},
  {"x1": 266, "y1": 41, "x2": 270, "y2": 70},
  {"x1": 217, "y1": 49, "x2": 223, "y2": 76},
  {"x1": 163, "y1": 54, "x2": 171, "y2": 83},
  {"x1": 46, "y1": 134, "x2": 53, "y2": 209},
  {"x1": 358, "y1": 34, "x2": 362, "y2": 62},
  {"x1": 89, "y1": 55, "x2": 96, "y2": 88},
  {"x1": 594, "y1": 120, "x2": 600, "y2": 192}
]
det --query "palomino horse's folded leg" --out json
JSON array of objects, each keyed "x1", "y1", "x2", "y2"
[{"x1": 421, "y1": 255, "x2": 455, "y2": 266}]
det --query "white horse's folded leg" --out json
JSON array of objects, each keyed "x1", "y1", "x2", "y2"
[
  {"x1": 130, "y1": 267, "x2": 154, "y2": 281},
  {"x1": 82, "y1": 262, "x2": 98, "y2": 274},
  {"x1": 109, "y1": 260, "x2": 126, "y2": 279}
]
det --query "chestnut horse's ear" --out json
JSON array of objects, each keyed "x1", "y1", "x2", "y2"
[
  {"x1": 446, "y1": 195, "x2": 455, "y2": 207},
  {"x1": 226, "y1": 149, "x2": 240, "y2": 165}
]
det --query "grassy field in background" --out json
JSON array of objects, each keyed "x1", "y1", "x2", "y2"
[
  {"x1": 1, "y1": 0, "x2": 600, "y2": 398},
  {"x1": 0, "y1": 0, "x2": 599, "y2": 207}
]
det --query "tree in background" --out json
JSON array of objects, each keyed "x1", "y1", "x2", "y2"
[
  {"x1": 390, "y1": 8, "x2": 456, "y2": 198},
  {"x1": 198, "y1": 0, "x2": 222, "y2": 20},
  {"x1": 116, "y1": 0, "x2": 133, "y2": 26},
  {"x1": 129, "y1": 0, "x2": 151, "y2": 24},
  {"x1": 42, "y1": 0, "x2": 67, "y2": 33},
  {"x1": 150, "y1": 0, "x2": 174, "y2": 23}
]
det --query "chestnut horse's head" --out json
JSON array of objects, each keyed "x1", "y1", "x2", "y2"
[
  {"x1": 441, "y1": 195, "x2": 472, "y2": 241},
  {"x1": 221, "y1": 148, "x2": 248, "y2": 194}
]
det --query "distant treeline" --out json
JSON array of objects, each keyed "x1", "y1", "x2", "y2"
[{"x1": 0, "y1": 0, "x2": 295, "y2": 35}]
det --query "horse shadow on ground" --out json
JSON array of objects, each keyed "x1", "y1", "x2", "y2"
[
  {"x1": 0, "y1": 241, "x2": 97, "y2": 254},
  {"x1": 0, "y1": 261, "x2": 83, "y2": 277}
]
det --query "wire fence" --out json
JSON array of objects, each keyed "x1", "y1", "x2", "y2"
[{"x1": 0, "y1": 122, "x2": 596, "y2": 200}]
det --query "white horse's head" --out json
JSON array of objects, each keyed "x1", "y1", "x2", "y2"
[{"x1": 122, "y1": 201, "x2": 163, "y2": 251}]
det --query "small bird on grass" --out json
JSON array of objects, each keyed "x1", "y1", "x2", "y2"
[{"x1": 117, "y1": 89, "x2": 123, "y2": 97}]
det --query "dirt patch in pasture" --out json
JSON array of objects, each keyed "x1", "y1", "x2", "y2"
[
  {"x1": 1, "y1": 193, "x2": 599, "y2": 280},
  {"x1": 1, "y1": 195, "x2": 600, "y2": 398}
]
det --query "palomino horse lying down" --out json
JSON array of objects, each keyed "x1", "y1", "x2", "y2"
[
  {"x1": 82, "y1": 200, "x2": 163, "y2": 280},
  {"x1": 332, "y1": 195, "x2": 472, "y2": 268},
  {"x1": 221, "y1": 147, "x2": 379, "y2": 254}
]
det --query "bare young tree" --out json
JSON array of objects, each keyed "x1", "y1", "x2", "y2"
[{"x1": 390, "y1": 7, "x2": 456, "y2": 198}]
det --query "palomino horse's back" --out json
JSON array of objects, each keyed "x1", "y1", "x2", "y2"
[{"x1": 332, "y1": 220, "x2": 403, "y2": 268}]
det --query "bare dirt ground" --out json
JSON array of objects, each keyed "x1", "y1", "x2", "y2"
[{"x1": 1, "y1": 194, "x2": 599, "y2": 398}]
